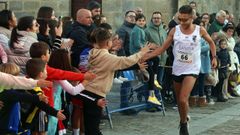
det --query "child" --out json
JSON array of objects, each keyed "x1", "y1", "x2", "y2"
[
  {"x1": 22, "y1": 59, "x2": 66, "y2": 135},
  {"x1": 81, "y1": 27, "x2": 150, "y2": 135},
  {"x1": 216, "y1": 38, "x2": 231, "y2": 102},
  {"x1": 47, "y1": 49, "x2": 87, "y2": 135},
  {"x1": 129, "y1": 13, "x2": 161, "y2": 105},
  {"x1": 69, "y1": 68, "x2": 85, "y2": 135},
  {"x1": 0, "y1": 63, "x2": 65, "y2": 135},
  {"x1": 29, "y1": 42, "x2": 96, "y2": 108}
]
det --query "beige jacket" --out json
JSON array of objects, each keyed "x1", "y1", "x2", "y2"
[
  {"x1": 0, "y1": 72, "x2": 37, "y2": 92},
  {"x1": 85, "y1": 48, "x2": 143, "y2": 97}
]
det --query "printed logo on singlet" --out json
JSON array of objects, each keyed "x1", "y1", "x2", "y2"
[{"x1": 176, "y1": 41, "x2": 194, "y2": 63}]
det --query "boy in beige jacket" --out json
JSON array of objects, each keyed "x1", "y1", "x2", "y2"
[{"x1": 81, "y1": 28, "x2": 150, "y2": 135}]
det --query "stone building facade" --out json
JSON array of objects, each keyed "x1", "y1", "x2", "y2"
[
  {"x1": 0, "y1": 0, "x2": 71, "y2": 18},
  {"x1": 0, "y1": 0, "x2": 239, "y2": 31}
]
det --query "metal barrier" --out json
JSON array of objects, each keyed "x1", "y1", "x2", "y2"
[{"x1": 105, "y1": 70, "x2": 165, "y2": 129}]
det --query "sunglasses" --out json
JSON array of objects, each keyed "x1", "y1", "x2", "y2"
[{"x1": 178, "y1": 18, "x2": 190, "y2": 22}]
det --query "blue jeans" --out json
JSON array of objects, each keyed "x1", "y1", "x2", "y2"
[{"x1": 157, "y1": 66, "x2": 165, "y2": 85}]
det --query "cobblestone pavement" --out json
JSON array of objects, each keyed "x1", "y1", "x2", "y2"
[{"x1": 99, "y1": 97, "x2": 240, "y2": 135}]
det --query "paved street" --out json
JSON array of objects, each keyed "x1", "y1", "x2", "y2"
[{"x1": 100, "y1": 96, "x2": 240, "y2": 135}]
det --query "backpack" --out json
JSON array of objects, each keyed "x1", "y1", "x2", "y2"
[
  {"x1": 78, "y1": 48, "x2": 91, "y2": 73},
  {"x1": 0, "y1": 90, "x2": 21, "y2": 134}
]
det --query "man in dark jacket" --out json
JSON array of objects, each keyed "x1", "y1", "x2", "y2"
[
  {"x1": 116, "y1": 10, "x2": 136, "y2": 56},
  {"x1": 68, "y1": 9, "x2": 93, "y2": 67}
]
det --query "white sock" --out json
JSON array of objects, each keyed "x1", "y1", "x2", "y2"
[
  {"x1": 154, "y1": 74, "x2": 158, "y2": 80},
  {"x1": 73, "y1": 129, "x2": 80, "y2": 135},
  {"x1": 149, "y1": 90, "x2": 154, "y2": 96}
]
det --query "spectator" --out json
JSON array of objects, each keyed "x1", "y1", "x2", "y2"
[
  {"x1": 37, "y1": 18, "x2": 62, "y2": 51},
  {"x1": 8, "y1": 16, "x2": 39, "y2": 74},
  {"x1": 208, "y1": 10, "x2": 226, "y2": 35},
  {"x1": 189, "y1": 1, "x2": 200, "y2": 17},
  {"x1": 116, "y1": 10, "x2": 136, "y2": 56},
  {"x1": 37, "y1": 6, "x2": 59, "y2": 43},
  {"x1": 0, "y1": 10, "x2": 17, "y2": 49},
  {"x1": 201, "y1": 13, "x2": 211, "y2": 30},
  {"x1": 67, "y1": 9, "x2": 93, "y2": 68},
  {"x1": 87, "y1": 0, "x2": 101, "y2": 17},
  {"x1": 145, "y1": 11, "x2": 167, "y2": 85},
  {"x1": 129, "y1": 13, "x2": 161, "y2": 106},
  {"x1": 135, "y1": 7, "x2": 143, "y2": 15}
]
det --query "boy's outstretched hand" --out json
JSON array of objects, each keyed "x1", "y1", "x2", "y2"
[
  {"x1": 84, "y1": 71, "x2": 96, "y2": 81},
  {"x1": 97, "y1": 98, "x2": 107, "y2": 108},
  {"x1": 57, "y1": 110, "x2": 66, "y2": 120},
  {"x1": 37, "y1": 79, "x2": 53, "y2": 88}
]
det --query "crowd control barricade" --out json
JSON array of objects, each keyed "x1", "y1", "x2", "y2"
[{"x1": 105, "y1": 70, "x2": 165, "y2": 129}]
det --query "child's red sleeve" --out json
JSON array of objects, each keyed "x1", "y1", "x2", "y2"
[{"x1": 46, "y1": 65, "x2": 84, "y2": 81}]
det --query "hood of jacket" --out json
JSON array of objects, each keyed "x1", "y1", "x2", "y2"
[
  {"x1": 88, "y1": 48, "x2": 107, "y2": 68},
  {"x1": 0, "y1": 26, "x2": 11, "y2": 39}
]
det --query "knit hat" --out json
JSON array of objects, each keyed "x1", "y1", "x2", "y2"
[{"x1": 87, "y1": 1, "x2": 101, "y2": 10}]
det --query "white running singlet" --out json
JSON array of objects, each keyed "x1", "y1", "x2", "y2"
[{"x1": 172, "y1": 25, "x2": 201, "y2": 76}]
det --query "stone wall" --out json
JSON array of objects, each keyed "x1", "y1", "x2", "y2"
[
  {"x1": 0, "y1": 0, "x2": 71, "y2": 18},
  {"x1": 1, "y1": 0, "x2": 239, "y2": 31}
]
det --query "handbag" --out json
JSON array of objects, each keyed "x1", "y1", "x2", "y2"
[{"x1": 205, "y1": 69, "x2": 219, "y2": 86}]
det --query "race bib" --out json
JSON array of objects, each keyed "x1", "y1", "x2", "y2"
[{"x1": 176, "y1": 51, "x2": 193, "y2": 63}]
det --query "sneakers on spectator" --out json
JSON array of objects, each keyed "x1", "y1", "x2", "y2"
[
  {"x1": 226, "y1": 93, "x2": 235, "y2": 99},
  {"x1": 113, "y1": 78, "x2": 123, "y2": 84},
  {"x1": 148, "y1": 91, "x2": 161, "y2": 105},
  {"x1": 179, "y1": 122, "x2": 189, "y2": 135},
  {"x1": 118, "y1": 76, "x2": 128, "y2": 81},
  {"x1": 207, "y1": 98, "x2": 215, "y2": 105},
  {"x1": 154, "y1": 80, "x2": 162, "y2": 89}
]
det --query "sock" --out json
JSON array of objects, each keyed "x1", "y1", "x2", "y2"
[
  {"x1": 73, "y1": 129, "x2": 80, "y2": 135},
  {"x1": 154, "y1": 74, "x2": 157, "y2": 80},
  {"x1": 149, "y1": 90, "x2": 154, "y2": 96}
]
